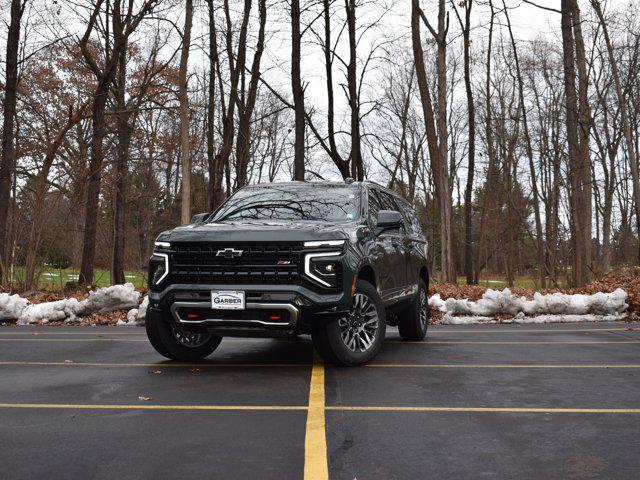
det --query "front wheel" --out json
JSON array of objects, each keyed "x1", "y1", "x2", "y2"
[
  {"x1": 312, "y1": 280, "x2": 386, "y2": 366},
  {"x1": 146, "y1": 311, "x2": 222, "y2": 361}
]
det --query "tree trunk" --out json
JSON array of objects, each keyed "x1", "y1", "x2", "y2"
[
  {"x1": 291, "y1": 0, "x2": 306, "y2": 181},
  {"x1": 323, "y1": 0, "x2": 350, "y2": 178},
  {"x1": 346, "y1": 0, "x2": 363, "y2": 180},
  {"x1": 503, "y1": 0, "x2": 545, "y2": 287},
  {"x1": 591, "y1": 0, "x2": 640, "y2": 266},
  {"x1": 79, "y1": 80, "x2": 111, "y2": 285},
  {"x1": 561, "y1": 0, "x2": 586, "y2": 287},
  {"x1": 179, "y1": 0, "x2": 194, "y2": 224},
  {"x1": 454, "y1": 0, "x2": 475, "y2": 285},
  {"x1": 112, "y1": 44, "x2": 130, "y2": 285},
  {"x1": 235, "y1": 0, "x2": 267, "y2": 188},
  {"x1": 572, "y1": 0, "x2": 592, "y2": 283},
  {"x1": 474, "y1": 0, "x2": 495, "y2": 284},
  {"x1": 411, "y1": 0, "x2": 455, "y2": 283},
  {"x1": 0, "y1": 0, "x2": 23, "y2": 284},
  {"x1": 207, "y1": 0, "x2": 217, "y2": 212}
]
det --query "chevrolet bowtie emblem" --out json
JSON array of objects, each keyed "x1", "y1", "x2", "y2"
[{"x1": 216, "y1": 248, "x2": 244, "y2": 258}]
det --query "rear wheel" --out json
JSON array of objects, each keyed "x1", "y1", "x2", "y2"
[
  {"x1": 146, "y1": 311, "x2": 222, "y2": 361},
  {"x1": 312, "y1": 280, "x2": 386, "y2": 366},
  {"x1": 397, "y1": 278, "x2": 429, "y2": 341}
]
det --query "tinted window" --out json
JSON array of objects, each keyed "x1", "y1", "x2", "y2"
[
  {"x1": 367, "y1": 189, "x2": 383, "y2": 224},
  {"x1": 378, "y1": 191, "x2": 401, "y2": 212},
  {"x1": 211, "y1": 185, "x2": 360, "y2": 222},
  {"x1": 399, "y1": 201, "x2": 422, "y2": 235}
]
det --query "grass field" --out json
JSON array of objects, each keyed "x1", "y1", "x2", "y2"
[
  {"x1": 5, "y1": 268, "x2": 146, "y2": 290},
  {"x1": 455, "y1": 276, "x2": 569, "y2": 290}
]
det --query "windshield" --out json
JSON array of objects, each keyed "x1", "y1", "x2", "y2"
[{"x1": 211, "y1": 184, "x2": 361, "y2": 222}]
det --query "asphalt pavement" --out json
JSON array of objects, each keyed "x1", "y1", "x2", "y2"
[{"x1": 1, "y1": 322, "x2": 639, "y2": 479}]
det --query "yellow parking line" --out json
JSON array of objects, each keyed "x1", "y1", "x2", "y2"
[
  {"x1": 0, "y1": 337, "x2": 292, "y2": 343},
  {"x1": 1, "y1": 403, "x2": 637, "y2": 414},
  {"x1": 0, "y1": 403, "x2": 307, "y2": 411},
  {"x1": 0, "y1": 338, "x2": 148, "y2": 342},
  {"x1": 387, "y1": 340, "x2": 640, "y2": 344},
  {"x1": 326, "y1": 406, "x2": 640, "y2": 413},
  {"x1": 304, "y1": 352, "x2": 328, "y2": 480},
  {"x1": 0, "y1": 331, "x2": 145, "y2": 335},
  {"x1": 0, "y1": 361, "x2": 309, "y2": 368},
  {"x1": 368, "y1": 364, "x2": 640, "y2": 369}
]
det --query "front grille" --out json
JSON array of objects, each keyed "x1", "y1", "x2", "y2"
[{"x1": 169, "y1": 242, "x2": 304, "y2": 286}]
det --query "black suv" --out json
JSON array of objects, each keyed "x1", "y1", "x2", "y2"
[{"x1": 146, "y1": 181, "x2": 429, "y2": 366}]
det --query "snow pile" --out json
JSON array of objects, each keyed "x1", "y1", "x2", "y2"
[
  {"x1": 18, "y1": 298, "x2": 86, "y2": 324},
  {"x1": 2, "y1": 283, "x2": 142, "y2": 325},
  {"x1": 120, "y1": 296, "x2": 148, "y2": 326},
  {"x1": 523, "y1": 289, "x2": 628, "y2": 316},
  {"x1": 434, "y1": 288, "x2": 628, "y2": 325},
  {"x1": 83, "y1": 283, "x2": 140, "y2": 313},
  {"x1": 0, "y1": 293, "x2": 30, "y2": 321}
]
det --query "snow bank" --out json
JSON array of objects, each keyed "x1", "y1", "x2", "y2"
[
  {"x1": 18, "y1": 298, "x2": 86, "y2": 325},
  {"x1": 433, "y1": 288, "x2": 627, "y2": 317},
  {"x1": 435, "y1": 288, "x2": 628, "y2": 324},
  {"x1": 0, "y1": 293, "x2": 29, "y2": 321},
  {"x1": 120, "y1": 296, "x2": 148, "y2": 326},
  {"x1": 83, "y1": 283, "x2": 140, "y2": 313},
  {"x1": 3, "y1": 283, "x2": 142, "y2": 325},
  {"x1": 441, "y1": 313, "x2": 627, "y2": 325}
]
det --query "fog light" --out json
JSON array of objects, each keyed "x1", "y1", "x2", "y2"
[
  {"x1": 186, "y1": 313, "x2": 200, "y2": 319},
  {"x1": 324, "y1": 264, "x2": 335, "y2": 273},
  {"x1": 268, "y1": 314, "x2": 282, "y2": 321}
]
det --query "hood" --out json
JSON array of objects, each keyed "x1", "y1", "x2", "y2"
[{"x1": 162, "y1": 219, "x2": 359, "y2": 243}]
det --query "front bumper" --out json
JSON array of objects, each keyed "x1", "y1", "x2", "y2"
[{"x1": 148, "y1": 282, "x2": 353, "y2": 336}]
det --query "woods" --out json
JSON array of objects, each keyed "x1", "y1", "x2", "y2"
[{"x1": 1, "y1": 0, "x2": 639, "y2": 290}]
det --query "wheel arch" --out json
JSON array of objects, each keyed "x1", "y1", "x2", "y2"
[
  {"x1": 419, "y1": 266, "x2": 429, "y2": 287},
  {"x1": 357, "y1": 264, "x2": 376, "y2": 288}
]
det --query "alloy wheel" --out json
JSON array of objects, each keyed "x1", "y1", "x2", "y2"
[
  {"x1": 338, "y1": 293, "x2": 379, "y2": 352},
  {"x1": 419, "y1": 287, "x2": 428, "y2": 327},
  {"x1": 170, "y1": 325, "x2": 212, "y2": 348}
]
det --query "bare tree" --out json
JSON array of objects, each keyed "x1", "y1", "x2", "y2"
[
  {"x1": 291, "y1": 0, "x2": 306, "y2": 180},
  {"x1": 77, "y1": 0, "x2": 158, "y2": 284},
  {"x1": 560, "y1": 0, "x2": 592, "y2": 286},
  {"x1": 179, "y1": 0, "x2": 193, "y2": 224},
  {"x1": 0, "y1": 0, "x2": 26, "y2": 284},
  {"x1": 411, "y1": 0, "x2": 456, "y2": 283}
]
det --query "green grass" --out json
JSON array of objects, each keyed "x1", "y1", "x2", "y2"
[
  {"x1": 6, "y1": 267, "x2": 146, "y2": 290},
  {"x1": 455, "y1": 276, "x2": 569, "y2": 289}
]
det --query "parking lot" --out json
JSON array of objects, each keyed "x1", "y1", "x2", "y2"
[{"x1": 1, "y1": 322, "x2": 639, "y2": 479}]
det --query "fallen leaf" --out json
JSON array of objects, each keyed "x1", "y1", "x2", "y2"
[{"x1": 138, "y1": 395, "x2": 151, "y2": 401}]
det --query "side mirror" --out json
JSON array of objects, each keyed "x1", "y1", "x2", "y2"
[
  {"x1": 191, "y1": 212, "x2": 211, "y2": 224},
  {"x1": 376, "y1": 210, "x2": 403, "y2": 230}
]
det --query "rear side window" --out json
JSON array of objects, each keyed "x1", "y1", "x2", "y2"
[
  {"x1": 399, "y1": 201, "x2": 422, "y2": 235},
  {"x1": 378, "y1": 191, "x2": 401, "y2": 213},
  {"x1": 367, "y1": 189, "x2": 383, "y2": 226}
]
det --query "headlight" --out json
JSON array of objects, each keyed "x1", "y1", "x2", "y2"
[
  {"x1": 304, "y1": 251, "x2": 341, "y2": 288},
  {"x1": 149, "y1": 253, "x2": 169, "y2": 285},
  {"x1": 303, "y1": 239, "x2": 345, "y2": 248},
  {"x1": 154, "y1": 241, "x2": 171, "y2": 249}
]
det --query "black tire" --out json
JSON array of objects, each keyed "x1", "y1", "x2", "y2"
[
  {"x1": 312, "y1": 280, "x2": 386, "y2": 366},
  {"x1": 397, "y1": 278, "x2": 429, "y2": 341},
  {"x1": 145, "y1": 310, "x2": 222, "y2": 361}
]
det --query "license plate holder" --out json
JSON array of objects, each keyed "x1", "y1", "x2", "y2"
[{"x1": 211, "y1": 290, "x2": 245, "y2": 310}]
